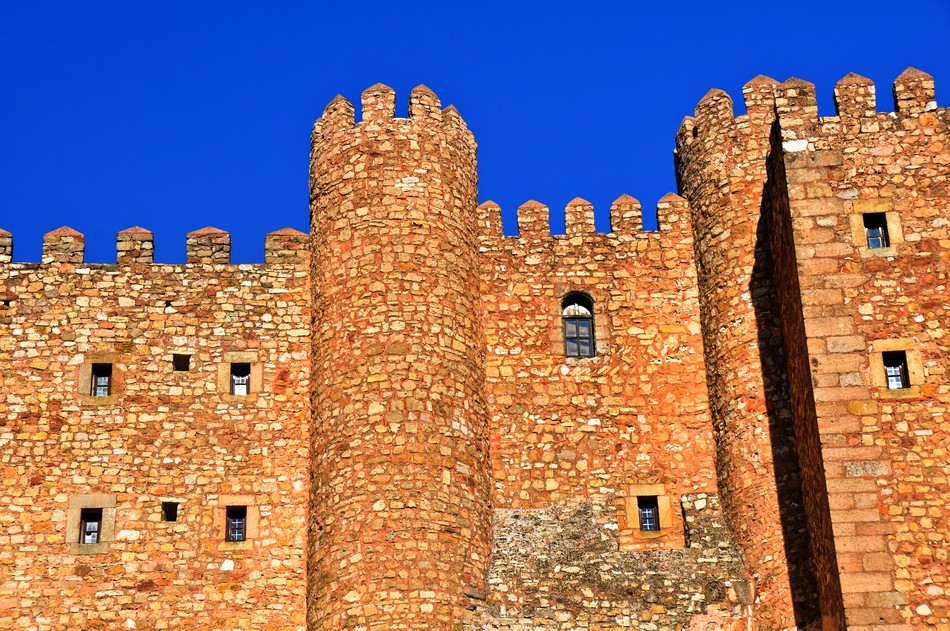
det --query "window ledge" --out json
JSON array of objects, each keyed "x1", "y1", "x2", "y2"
[
  {"x1": 218, "y1": 540, "x2": 253, "y2": 552},
  {"x1": 860, "y1": 246, "x2": 898, "y2": 258},
  {"x1": 874, "y1": 385, "x2": 922, "y2": 400},
  {"x1": 71, "y1": 542, "x2": 110, "y2": 555},
  {"x1": 81, "y1": 395, "x2": 119, "y2": 406},
  {"x1": 222, "y1": 393, "x2": 259, "y2": 404}
]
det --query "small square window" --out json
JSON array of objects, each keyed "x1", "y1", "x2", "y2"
[
  {"x1": 172, "y1": 354, "x2": 191, "y2": 372},
  {"x1": 79, "y1": 507, "x2": 103, "y2": 544},
  {"x1": 226, "y1": 506, "x2": 247, "y2": 542},
  {"x1": 882, "y1": 351, "x2": 909, "y2": 390},
  {"x1": 90, "y1": 363, "x2": 112, "y2": 397},
  {"x1": 863, "y1": 213, "x2": 890, "y2": 249},
  {"x1": 230, "y1": 363, "x2": 251, "y2": 395},
  {"x1": 162, "y1": 501, "x2": 179, "y2": 522},
  {"x1": 637, "y1": 496, "x2": 659, "y2": 531}
]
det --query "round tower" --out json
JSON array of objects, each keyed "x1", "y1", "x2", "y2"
[
  {"x1": 307, "y1": 84, "x2": 490, "y2": 629},
  {"x1": 674, "y1": 80, "x2": 821, "y2": 627}
]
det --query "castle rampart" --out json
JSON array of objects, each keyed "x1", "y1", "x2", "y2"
[
  {"x1": 1, "y1": 69, "x2": 948, "y2": 631},
  {"x1": 0, "y1": 227, "x2": 311, "y2": 629}
]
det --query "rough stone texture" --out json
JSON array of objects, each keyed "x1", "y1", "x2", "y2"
[
  {"x1": 2, "y1": 73, "x2": 949, "y2": 630},
  {"x1": 677, "y1": 69, "x2": 950, "y2": 629},
  {"x1": 307, "y1": 84, "x2": 491, "y2": 629},
  {"x1": 471, "y1": 497, "x2": 750, "y2": 630},
  {"x1": 675, "y1": 78, "x2": 822, "y2": 628},
  {"x1": 0, "y1": 232, "x2": 311, "y2": 629}
]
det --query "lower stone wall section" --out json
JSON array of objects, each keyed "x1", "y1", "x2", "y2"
[{"x1": 471, "y1": 495, "x2": 752, "y2": 630}]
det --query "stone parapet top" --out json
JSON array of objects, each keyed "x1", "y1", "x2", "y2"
[{"x1": 0, "y1": 226, "x2": 310, "y2": 266}]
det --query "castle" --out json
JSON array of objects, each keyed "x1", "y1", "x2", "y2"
[{"x1": 0, "y1": 68, "x2": 947, "y2": 630}]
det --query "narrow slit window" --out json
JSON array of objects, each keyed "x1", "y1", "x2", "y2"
[
  {"x1": 230, "y1": 363, "x2": 251, "y2": 395},
  {"x1": 79, "y1": 507, "x2": 103, "y2": 544},
  {"x1": 562, "y1": 292, "x2": 595, "y2": 358},
  {"x1": 225, "y1": 506, "x2": 247, "y2": 542},
  {"x1": 864, "y1": 213, "x2": 890, "y2": 249},
  {"x1": 90, "y1": 363, "x2": 112, "y2": 397},
  {"x1": 162, "y1": 502, "x2": 179, "y2": 522},
  {"x1": 883, "y1": 351, "x2": 909, "y2": 390},
  {"x1": 173, "y1": 354, "x2": 191, "y2": 372},
  {"x1": 637, "y1": 496, "x2": 659, "y2": 531}
]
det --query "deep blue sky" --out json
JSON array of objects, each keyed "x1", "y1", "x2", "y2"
[{"x1": 2, "y1": 2, "x2": 948, "y2": 263}]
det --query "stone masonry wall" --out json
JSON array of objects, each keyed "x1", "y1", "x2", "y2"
[
  {"x1": 307, "y1": 85, "x2": 491, "y2": 629},
  {"x1": 475, "y1": 195, "x2": 750, "y2": 627},
  {"x1": 0, "y1": 227, "x2": 311, "y2": 630},
  {"x1": 675, "y1": 79, "x2": 821, "y2": 627},
  {"x1": 772, "y1": 70, "x2": 950, "y2": 628},
  {"x1": 470, "y1": 496, "x2": 749, "y2": 630}
]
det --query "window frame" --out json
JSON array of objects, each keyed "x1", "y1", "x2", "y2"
[
  {"x1": 863, "y1": 212, "x2": 890, "y2": 249},
  {"x1": 214, "y1": 495, "x2": 259, "y2": 550},
  {"x1": 90, "y1": 363, "x2": 112, "y2": 397},
  {"x1": 869, "y1": 339, "x2": 925, "y2": 399},
  {"x1": 79, "y1": 507, "x2": 103, "y2": 544},
  {"x1": 849, "y1": 200, "x2": 904, "y2": 257},
  {"x1": 67, "y1": 493, "x2": 116, "y2": 555},
  {"x1": 637, "y1": 496, "x2": 660, "y2": 532},
  {"x1": 561, "y1": 292, "x2": 596, "y2": 359},
  {"x1": 225, "y1": 506, "x2": 248, "y2": 542}
]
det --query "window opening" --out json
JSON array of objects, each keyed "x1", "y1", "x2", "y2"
[
  {"x1": 562, "y1": 292, "x2": 595, "y2": 358},
  {"x1": 863, "y1": 213, "x2": 890, "y2": 249},
  {"x1": 90, "y1": 363, "x2": 112, "y2": 397},
  {"x1": 79, "y1": 507, "x2": 103, "y2": 544},
  {"x1": 230, "y1": 363, "x2": 251, "y2": 395},
  {"x1": 225, "y1": 506, "x2": 247, "y2": 542},
  {"x1": 172, "y1": 354, "x2": 191, "y2": 372},
  {"x1": 637, "y1": 496, "x2": 659, "y2": 531},
  {"x1": 162, "y1": 502, "x2": 179, "y2": 522},
  {"x1": 883, "y1": 351, "x2": 909, "y2": 390}
]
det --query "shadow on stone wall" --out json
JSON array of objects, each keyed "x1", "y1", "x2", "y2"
[{"x1": 751, "y1": 152, "x2": 822, "y2": 626}]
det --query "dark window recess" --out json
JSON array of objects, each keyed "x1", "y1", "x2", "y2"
[
  {"x1": 225, "y1": 506, "x2": 247, "y2": 542},
  {"x1": 864, "y1": 213, "x2": 890, "y2": 249},
  {"x1": 79, "y1": 507, "x2": 103, "y2": 544},
  {"x1": 91, "y1": 363, "x2": 112, "y2": 397},
  {"x1": 883, "y1": 351, "x2": 909, "y2": 390},
  {"x1": 230, "y1": 363, "x2": 251, "y2": 395},
  {"x1": 172, "y1": 354, "x2": 191, "y2": 372},
  {"x1": 562, "y1": 292, "x2": 595, "y2": 358},
  {"x1": 162, "y1": 502, "x2": 179, "y2": 522},
  {"x1": 637, "y1": 496, "x2": 659, "y2": 531}
]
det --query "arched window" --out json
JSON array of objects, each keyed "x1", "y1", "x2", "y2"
[{"x1": 562, "y1": 292, "x2": 595, "y2": 358}]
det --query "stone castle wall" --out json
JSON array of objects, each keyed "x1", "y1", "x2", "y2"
[
  {"x1": 771, "y1": 70, "x2": 950, "y2": 628},
  {"x1": 676, "y1": 69, "x2": 950, "y2": 629},
  {"x1": 0, "y1": 228, "x2": 311, "y2": 629},
  {"x1": 1, "y1": 70, "x2": 948, "y2": 630},
  {"x1": 473, "y1": 195, "x2": 751, "y2": 626}
]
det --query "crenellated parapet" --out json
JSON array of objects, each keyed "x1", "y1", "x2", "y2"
[
  {"x1": 677, "y1": 67, "x2": 945, "y2": 159},
  {"x1": 0, "y1": 226, "x2": 309, "y2": 267},
  {"x1": 479, "y1": 193, "x2": 691, "y2": 240},
  {"x1": 309, "y1": 84, "x2": 478, "y2": 227}
]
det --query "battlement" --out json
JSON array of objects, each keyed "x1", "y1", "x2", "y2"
[
  {"x1": 676, "y1": 67, "x2": 943, "y2": 153},
  {"x1": 310, "y1": 84, "x2": 476, "y2": 153},
  {"x1": 0, "y1": 226, "x2": 309, "y2": 266},
  {"x1": 477, "y1": 193, "x2": 690, "y2": 241}
]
